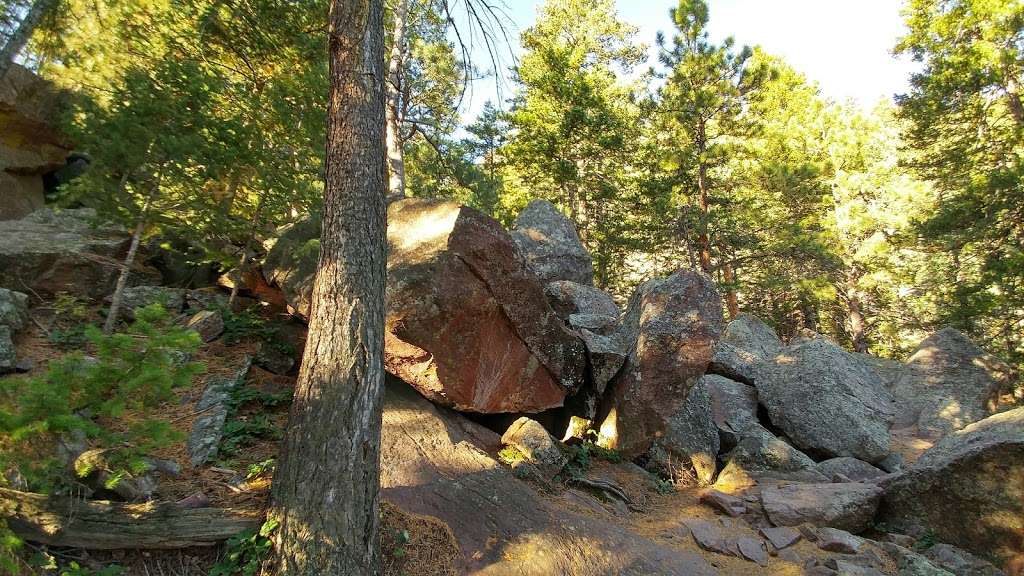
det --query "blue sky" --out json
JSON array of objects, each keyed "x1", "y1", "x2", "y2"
[{"x1": 458, "y1": 0, "x2": 919, "y2": 121}]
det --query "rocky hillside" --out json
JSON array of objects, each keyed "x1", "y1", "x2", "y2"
[{"x1": 0, "y1": 200, "x2": 1021, "y2": 576}]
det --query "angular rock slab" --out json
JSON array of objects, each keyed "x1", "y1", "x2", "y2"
[
  {"x1": 186, "y1": 357, "x2": 252, "y2": 466},
  {"x1": 709, "y1": 313, "x2": 783, "y2": 384},
  {"x1": 511, "y1": 199, "x2": 594, "y2": 286},
  {"x1": 597, "y1": 269, "x2": 724, "y2": 458},
  {"x1": 816, "y1": 457, "x2": 887, "y2": 482},
  {"x1": 264, "y1": 200, "x2": 586, "y2": 414},
  {"x1": 879, "y1": 407, "x2": 1024, "y2": 565},
  {"x1": 762, "y1": 482, "x2": 882, "y2": 534},
  {"x1": 646, "y1": 377, "x2": 720, "y2": 484},
  {"x1": 704, "y1": 374, "x2": 759, "y2": 449},
  {"x1": 0, "y1": 209, "x2": 140, "y2": 298},
  {"x1": 381, "y1": 381, "x2": 717, "y2": 575},
  {"x1": 501, "y1": 417, "x2": 567, "y2": 479},
  {"x1": 756, "y1": 338, "x2": 895, "y2": 463},
  {"x1": 716, "y1": 422, "x2": 826, "y2": 488},
  {"x1": 890, "y1": 327, "x2": 1013, "y2": 435}
]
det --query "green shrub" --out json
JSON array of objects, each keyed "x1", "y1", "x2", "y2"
[
  {"x1": 0, "y1": 304, "x2": 204, "y2": 493},
  {"x1": 210, "y1": 519, "x2": 278, "y2": 576}
]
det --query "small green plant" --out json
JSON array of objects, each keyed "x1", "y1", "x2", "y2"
[
  {"x1": 653, "y1": 477, "x2": 675, "y2": 495},
  {"x1": 220, "y1": 308, "x2": 272, "y2": 346},
  {"x1": 914, "y1": 529, "x2": 938, "y2": 552},
  {"x1": 60, "y1": 561, "x2": 124, "y2": 576},
  {"x1": 390, "y1": 529, "x2": 411, "y2": 560},
  {"x1": 217, "y1": 386, "x2": 288, "y2": 459},
  {"x1": 497, "y1": 445, "x2": 526, "y2": 466},
  {"x1": 0, "y1": 304, "x2": 204, "y2": 493},
  {"x1": 210, "y1": 519, "x2": 278, "y2": 576},
  {"x1": 246, "y1": 458, "x2": 276, "y2": 480},
  {"x1": 52, "y1": 292, "x2": 91, "y2": 322}
]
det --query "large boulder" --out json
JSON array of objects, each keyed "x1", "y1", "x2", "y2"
[
  {"x1": 879, "y1": 407, "x2": 1024, "y2": 565},
  {"x1": 264, "y1": 200, "x2": 585, "y2": 413},
  {"x1": 646, "y1": 377, "x2": 720, "y2": 484},
  {"x1": 511, "y1": 199, "x2": 593, "y2": 286},
  {"x1": 816, "y1": 457, "x2": 887, "y2": 482},
  {"x1": 596, "y1": 270, "x2": 724, "y2": 458},
  {"x1": 890, "y1": 328, "x2": 1013, "y2": 436},
  {"x1": 1, "y1": 64, "x2": 71, "y2": 220},
  {"x1": 110, "y1": 286, "x2": 187, "y2": 320},
  {"x1": 756, "y1": 338, "x2": 895, "y2": 463},
  {"x1": 544, "y1": 280, "x2": 619, "y2": 320},
  {"x1": 381, "y1": 380, "x2": 717, "y2": 575},
  {"x1": 0, "y1": 209, "x2": 150, "y2": 299},
  {"x1": 762, "y1": 482, "x2": 883, "y2": 533},
  {"x1": 708, "y1": 313, "x2": 783, "y2": 384}
]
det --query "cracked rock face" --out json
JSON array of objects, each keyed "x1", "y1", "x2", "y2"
[
  {"x1": 511, "y1": 199, "x2": 594, "y2": 286},
  {"x1": 264, "y1": 199, "x2": 585, "y2": 414}
]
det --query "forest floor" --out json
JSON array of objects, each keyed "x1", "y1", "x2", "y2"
[{"x1": 7, "y1": 304, "x2": 909, "y2": 576}]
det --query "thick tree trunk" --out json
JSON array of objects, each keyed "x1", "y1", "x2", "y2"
[
  {"x1": 0, "y1": 488, "x2": 259, "y2": 549},
  {"x1": 0, "y1": 0, "x2": 58, "y2": 79},
  {"x1": 385, "y1": 0, "x2": 409, "y2": 200},
  {"x1": 267, "y1": 0, "x2": 388, "y2": 574},
  {"x1": 103, "y1": 175, "x2": 154, "y2": 334}
]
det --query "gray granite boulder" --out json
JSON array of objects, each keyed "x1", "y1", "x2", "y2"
[
  {"x1": 890, "y1": 328, "x2": 1013, "y2": 436},
  {"x1": 762, "y1": 482, "x2": 883, "y2": 533},
  {"x1": 756, "y1": 338, "x2": 895, "y2": 463},
  {"x1": 709, "y1": 313, "x2": 783, "y2": 384},
  {"x1": 511, "y1": 199, "x2": 593, "y2": 286},
  {"x1": 716, "y1": 422, "x2": 827, "y2": 487},
  {"x1": 0, "y1": 326, "x2": 15, "y2": 374},
  {"x1": 704, "y1": 374, "x2": 759, "y2": 449},
  {"x1": 879, "y1": 407, "x2": 1024, "y2": 565},
  {"x1": 0, "y1": 288, "x2": 29, "y2": 331},
  {"x1": 646, "y1": 377, "x2": 720, "y2": 484},
  {"x1": 501, "y1": 417, "x2": 567, "y2": 480},
  {"x1": 187, "y1": 357, "x2": 252, "y2": 466},
  {"x1": 113, "y1": 285, "x2": 187, "y2": 320}
]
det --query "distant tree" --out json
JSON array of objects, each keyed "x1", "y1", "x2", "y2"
[
  {"x1": 0, "y1": 0, "x2": 57, "y2": 78},
  {"x1": 652, "y1": 0, "x2": 772, "y2": 317},
  {"x1": 896, "y1": 0, "x2": 1024, "y2": 366},
  {"x1": 266, "y1": 0, "x2": 388, "y2": 574}
]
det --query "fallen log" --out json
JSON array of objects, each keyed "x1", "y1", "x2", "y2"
[{"x1": 0, "y1": 488, "x2": 261, "y2": 549}]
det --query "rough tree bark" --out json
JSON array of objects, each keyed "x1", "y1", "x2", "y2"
[
  {"x1": 385, "y1": 0, "x2": 409, "y2": 200},
  {"x1": 266, "y1": 0, "x2": 388, "y2": 573},
  {"x1": 103, "y1": 173, "x2": 155, "y2": 334},
  {"x1": 0, "y1": 0, "x2": 58, "y2": 79}
]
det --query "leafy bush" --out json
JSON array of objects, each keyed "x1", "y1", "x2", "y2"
[{"x1": 0, "y1": 304, "x2": 204, "y2": 492}]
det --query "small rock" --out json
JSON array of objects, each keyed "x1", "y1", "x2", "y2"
[
  {"x1": 684, "y1": 519, "x2": 737, "y2": 557},
  {"x1": 762, "y1": 482, "x2": 882, "y2": 533},
  {"x1": 817, "y1": 527, "x2": 864, "y2": 554},
  {"x1": 175, "y1": 492, "x2": 211, "y2": 509},
  {"x1": 759, "y1": 526, "x2": 801, "y2": 551},
  {"x1": 736, "y1": 536, "x2": 769, "y2": 566},
  {"x1": 0, "y1": 288, "x2": 29, "y2": 331},
  {"x1": 185, "y1": 309, "x2": 224, "y2": 342},
  {"x1": 255, "y1": 341, "x2": 295, "y2": 375},
  {"x1": 878, "y1": 533, "x2": 917, "y2": 549},
  {"x1": 187, "y1": 357, "x2": 252, "y2": 466},
  {"x1": 877, "y1": 453, "x2": 904, "y2": 473},
  {"x1": 777, "y1": 548, "x2": 801, "y2": 563},
  {"x1": 113, "y1": 286, "x2": 187, "y2": 319},
  {"x1": 700, "y1": 489, "x2": 746, "y2": 517},
  {"x1": 876, "y1": 543, "x2": 955, "y2": 576},
  {"x1": 0, "y1": 326, "x2": 15, "y2": 374},
  {"x1": 825, "y1": 558, "x2": 887, "y2": 576},
  {"x1": 511, "y1": 199, "x2": 594, "y2": 285},
  {"x1": 501, "y1": 417, "x2": 567, "y2": 480},
  {"x1": 13, "y1": 357, "x2": 34, "y2": 372}
]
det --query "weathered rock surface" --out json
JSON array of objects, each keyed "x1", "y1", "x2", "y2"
[
  {"x1": 595, "y1": 270, "x2": 723, "y2": 458},
  {"x1": 704, "y1": 374, "x2": 759, "y2": 448},
  {"x1": 265, "y1": 200, "x2": 586, "y2": 413},
  {"x1": 716, "y1": 422, "x2": 826, "y2": 487},
  {"x1": 700, "y1": 489, "x2": 747, "y2": 517},
  {"x1": 544, "y1": 280, "x2": 626, "y2": 398},
  {"x1": 855, "y1": 353, "x2": 905, "y2": 390},
  {"x1": 381, "y1": 381, "x2": 716, "y2": 575},
  {"x1": 879, "y1": 407, "x2": 1024, "y2": 565},
  {"x1": 0, "y1": 326, "x2": 15, "y2": 374},
  {"x1": 501, "y1": 417, "x2": 567, "y2": 479},
  {"x1": 184, "y1": 309, "x2": 224, "y2": 342},
  {"x1": 1, "y1": 64, "x2": 71, "y2": 221},
  {"x1": 890, "y1": 328, "x2": 1013, "y2": 436},
  {"x1": 759, "y1": 526, "x2": 802, "y2": 551},
  {"x1": 762, "y1": 482, "x2": 883, "y2": 533},
  {"x1": 709, "y1": 313, "x2": 783, "y2": 384},
  {"x1": 0, "y1": 288, "x2": 29, "y2": 331},
  {"x1": 756, "y1": 338, "x2": 895, "y2": 463},
  {"x1": 922, "y1": 544, "x2": 1006, "y2": 576},
  {"x1": 187, "y1": 357, "x2": 252, "y2": 466},
  {"x1": 876, "y1": 543, "x2": 956, "y2": 576},
  {"x1": 0, "y1": 209, "x2": 149, "y2": 298},
  {"x1": 815, "y1": 527, "x2": 865, "y2": 554},
  {"x1": 511, "y1": 199, "x2": 593, "y2": 286},
  {"x1": 113, "y1": 286, "x2": 186, "y2": 319},
  {"x1": 816, "y1": 457, "x2": 888, "y2": 482},
  {"x1": 646, "y1": 377, "x2": 720, "y2": 484}
]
